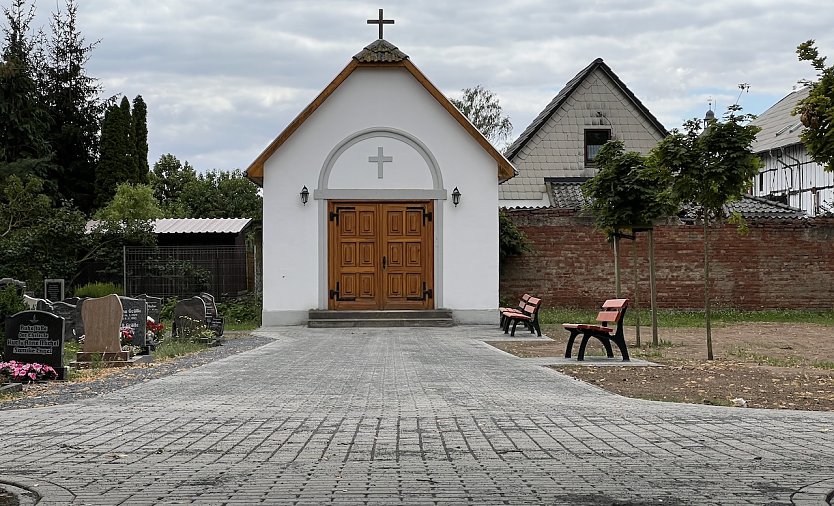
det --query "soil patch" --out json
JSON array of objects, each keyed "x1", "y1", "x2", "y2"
[{"x1": 487, "y1": 322, "x2": 834, "y2": 411}]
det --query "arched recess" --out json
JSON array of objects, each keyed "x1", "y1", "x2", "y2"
[{"x1": 315, "y1": 127, "x2": 447, "y2": 309}]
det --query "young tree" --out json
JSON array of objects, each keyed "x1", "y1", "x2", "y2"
[
  {"x1": 583, "y1": 140, "x2": 677, "y2": 344},
  {"x1": 794, "y1": 40, "x2": 834, "y2": 172},
  {"x1": 177, "y1": 169, "x2": 262, "y2": 220},
  {"x1": 148, "y1": 153, "x2": 197, "y2": 216},
  {"x1": 651, "y1": 108, "x2": 761, "y2": 359},
  {"x1": 94, "y1": 183, "x2": 163, "y2": 222},
  {"x1": 450, "y1": 85, "x2": 513, "y2": 148}
]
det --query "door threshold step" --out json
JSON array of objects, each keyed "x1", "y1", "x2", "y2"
[
  {"x1": 308, "y1": 318, "x2": 454, "y2": 328},
  {"x1": 309, "y1": 309, "x2": 452, "y2": 320}
]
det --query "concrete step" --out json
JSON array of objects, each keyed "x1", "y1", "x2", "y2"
[{"x1": 308, "y1": 309, "x2": 454, "y2": 328}]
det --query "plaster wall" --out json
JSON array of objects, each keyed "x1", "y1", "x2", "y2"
[{"x1": 261, "y1": 67, "x2": 499, "y2": 325}]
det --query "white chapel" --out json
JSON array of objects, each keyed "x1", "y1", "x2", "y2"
[{"x1": 246, "y1": 21, "x2": 515, "y2": 326}]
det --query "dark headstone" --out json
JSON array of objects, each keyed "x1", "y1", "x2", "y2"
[
  {"x1": 81, "y1": 295, "x2": 122, "y2": 353},
  {"x1": 62, "y1": 297, "x2": 80, "y2": 305},
  {"x1": 199, "y1": 292, "x2": 217, "y2": 318},
  {"x1": 173, "y1": 297, "x2": 206, "y2": 338},
  {"x1": 137, "y1": 294, "x2": 162, "y2": 322},
  {"x1": 4, "y1": 310, "x2": 65, "y2": 379},
  {"x1": 43, "y1": 279, "x2": 65, "y2": 301},
  {"x1": 36, "y1": 299, "x2": 53, "y2": 312},
  {"x1": 0, "y1": 278, "x2": 26, "y2": 296},
  {"x1": 49, "y1": 301, "x2": 77, "y2": 342},
  {"x1": 73, "y1": 298, "x2": 87, "y2": 338},
  {"x1": 120, "y1": 297, "x2": 148, "y2": 348},
  {"x1": 199, "y1": 292, "x2": 224, "y2": 337}
]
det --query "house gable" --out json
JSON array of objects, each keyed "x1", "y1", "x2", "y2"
[{"x1": 501, "y1": 59, "x2": 667, "y2": 203}]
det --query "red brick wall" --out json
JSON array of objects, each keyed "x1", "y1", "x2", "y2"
[{"x1": 499, "y1": 208, "x2": 834, "y2": 310}]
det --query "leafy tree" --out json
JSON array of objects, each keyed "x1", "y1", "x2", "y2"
[
  {"x1": 0, "y1": 174, "x2": 50, "y2": 238},
  {"x1": 94, "y1": 183, "x2": 163, "y2": 221},
  {"x1": 149, "y1": 153, "x2": 197, "y2": 216},
  {"x1": 450, "y1": 85, "x2": 513, "y2": 148},
  {"x1": 41, "y1": 0, "x2": 105, "y2": 213},
  {"x1": 177, "y1": 169, "x2": 262, "y2": 220},
  {"x1": 94, "y1": 96, "x2": 133, "y2": 207},
  {"x1": 583, "y1": 140, "x2": 677, "y2": 345},
  {"x1": 794, "y1": 40, "x2": 834, "y2": 172},
  {"x1": 131, "y1": 95, "x2": 149, "y2": 183},
  {"x1": 651, "y1": 108, "x2": 761, "y2": 359}
]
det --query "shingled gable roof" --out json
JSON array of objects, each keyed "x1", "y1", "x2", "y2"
[
  {"x1": 245, "y1": 39, "x2": 515, "y2": 186},
  {"x1": 504, "y1": 58, "x2": 668, "y2": 161},
  {"x1": 749, "y1": 87, "x2": 809, "y2": 153}
]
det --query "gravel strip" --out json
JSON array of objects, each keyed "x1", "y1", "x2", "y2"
[{"x1": 0, "y1": 332, "x2": 274, "y2": 411}]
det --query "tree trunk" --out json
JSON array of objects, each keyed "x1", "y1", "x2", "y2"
[
  {"x1": 649, "y1": 228, "x2": 658, "y2": 346},
  {"x1": 632, "y1": 236, "x2": 640, "y2": 347},
  {"x1": 704, "y1": 215, "x2": 714, "y2": 360},
  {"x1": 613, "y1": 232, "x2": 621, "y2": 297}
]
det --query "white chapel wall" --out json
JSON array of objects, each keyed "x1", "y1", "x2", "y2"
[{"x1": 261, "y1": 66, "x2": 499, "y2": 325}]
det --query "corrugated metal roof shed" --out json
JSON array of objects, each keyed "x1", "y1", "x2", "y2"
[
  {"x1": 750, "y1": 87, "x2": 809, "y2": 153},
  {"x1": 153, "y1": 218, "x2": 252, "y2": 234}
]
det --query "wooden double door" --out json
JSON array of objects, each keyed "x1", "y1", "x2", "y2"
[{"x1": 328, "y1": 201, "x2": 434, "y2": 310}]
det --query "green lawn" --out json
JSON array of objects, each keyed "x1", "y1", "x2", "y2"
[{"x1": 539, "y1": 308, "x2": 834, "y2": 327}]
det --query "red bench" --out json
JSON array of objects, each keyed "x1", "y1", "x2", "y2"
[
  {"x1": 563, "y1": 298, "x2": 630, "y2": 361},
  {"x1": 499, "y1": 294, "x2": 531, "y2": 328},
  {"x1": 501, "y1": 296, "x2": 542, "y2": 337}
]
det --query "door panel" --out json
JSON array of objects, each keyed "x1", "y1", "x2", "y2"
[{"x1": 328, "y1": 201, "x2": 433, "y2": 310}]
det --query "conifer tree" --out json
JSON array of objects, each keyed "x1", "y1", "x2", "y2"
[
  {"x1": 94, "y1": 97, "x2": 133, "y2": 207},
  {"x1": 131, "y1": 95, "x2": 149, "y2": 183}
]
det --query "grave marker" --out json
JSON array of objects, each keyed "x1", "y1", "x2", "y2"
[
  {"x1": 49, "y1": 301, "x2": 77, "y2": 342},
  {"x1": 73, "y1": 298, "x2": 87, "y2": 339},
  {"x1": 43, "y1": 279, "x2": 65, "y2": 301},
  {"x1": 137, "y1": 294, "x2": 162, "y2": 322},
  {"x1": 120, "y1": 297, "x2": 148, "y2": 348},
  {"x1": 81, "y1": 294, "x2": 123, "y2": 353},
  {"x1": 173, "y1": 297, "x2": 206, "y2": 338},
  {"x1": 36, "y1": 299, "x2": 53, "y2": 312},
  {"x1": 3, "y1": 310, "x2": 66, "y2": 379}
]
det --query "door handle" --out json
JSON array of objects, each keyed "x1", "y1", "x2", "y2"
[{"x1": 382, "y1": 256, "x2": 387, "y2": 269}]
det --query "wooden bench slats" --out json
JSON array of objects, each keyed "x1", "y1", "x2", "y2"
[
  {"x1": 502, "y1": 296, "x2": 542, "y2": 337},
  {"x1": 563, "y1": 298, "x2": 630, "y2": 361}
]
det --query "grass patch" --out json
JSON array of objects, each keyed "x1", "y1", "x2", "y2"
[
  {"x1": 727, "y1": 347, "x2": 803, "y2": 367},
  {"x1": 225, "y1": 321, "x2": 259, "y2": 331},
  {"x1": 63, "y1": 341, "x2": 80, "y2": 366},
  {"x1": 152, "y1": 340, "x2": 209, "y2": 361},
  {"x1": 539, "y1": 308, "x2": 834, "y2": 327}
]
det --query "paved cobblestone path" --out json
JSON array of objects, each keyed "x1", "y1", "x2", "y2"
[{"x1": 1, "y1": 326, "x2": 833, "y2": 505}]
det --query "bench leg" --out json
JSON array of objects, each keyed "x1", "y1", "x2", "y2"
[
  {"x1": 510, "y1": 319, "x2": 520, "y2": 337},
  {"x1": 578, "y1": 333, "x2": 615, "y2": 360},
  {"x1": 564, "y1": 329, "x2": 580, "y2": 358},
  {"x1": 610, "y1": 335, "x2": 630, "y2": 361}
]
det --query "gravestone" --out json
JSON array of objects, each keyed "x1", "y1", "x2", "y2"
[
  {"x1": 81, "y1": 294, "x2": 123, "y2": 354},
  {"x1": 73, "y1": 298, "x2": 87, "y2": 338},
  {"x1": 4, "y1": 310, "x2": 66, "y2": 379},
  {"x1": 199, "y1": 292, "x2": 224, "y2": 337},
  {"x1": 119, "y1": 297, "x2": 148, "y2": 348},
  {"x1": 49, "y1": 301, "x2": 77, "y2": 342},
  {"x1": 199, "y1": 292, "x2": 217, "y2": 318},
  {"x1": 36, "y1": 299, "x2": 53, "y2": 312},
  {"x1": 63, "y1": 297, "x2": 80, "y2": 305},
  {"x1": 0, "y1": 278, "x2": 26, "y2": 296},
  {"x1": 137, "y1": 294, "x2": 162, "y2": 322},
  {"x1": 43, "y1": 279, "x2": 65, "y2": 302},
  {"x1": 173, "y1": 296, "x2": 207, "y2": 338}
]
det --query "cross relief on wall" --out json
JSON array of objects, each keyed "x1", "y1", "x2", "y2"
[{"x1": 368, "y1": 146, "x2": 393, "y2": 179}]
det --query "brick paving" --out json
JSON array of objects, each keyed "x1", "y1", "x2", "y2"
[{"x1": 1, "y1": 326, "x2": 833, "y2": 505}]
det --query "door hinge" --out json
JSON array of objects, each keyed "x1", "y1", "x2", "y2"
[
  {"x1": 407, "y1": 282, "x2": 433, "y2": 301},
  {"x1": 329, "y1": 282, "x2": 355, "y2": 302},
  {"x1": 407, "y1": 206, "x2": 433, "y2": 225}
]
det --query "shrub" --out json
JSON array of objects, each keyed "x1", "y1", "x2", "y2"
[
  {"x1": 217, "y1": 294, "x2": 262, "y2": 325},
  {"x1": 0, "y1": 285, "x2": 25, "y2": 354},
  {"x1": 74, "y1": 282, "x2": 123, "y2": 298}
]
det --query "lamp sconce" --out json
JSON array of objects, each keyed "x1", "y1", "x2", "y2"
[
  {"x1": 300, "y1": 186, "x2": 309, "y2": 205},
  {"x1": 451, "y1": 187, "x2": 461, "y2": 207}
]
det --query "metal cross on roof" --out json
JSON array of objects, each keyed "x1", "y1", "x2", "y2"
[{"x1": 367, "y1": 8, "x2": 394, "y2": 39}]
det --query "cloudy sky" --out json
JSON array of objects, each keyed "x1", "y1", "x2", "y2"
[{"x1": 29, "y1": 0, "x2": 832, "y2": 172}]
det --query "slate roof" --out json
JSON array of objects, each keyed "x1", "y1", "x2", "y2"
[
  {"x1": 547, "y1": 179, "x2": 806, "y2": 219},
  {"x1": 750, "y1": 87, "x2": 808, "y2": 153},
  {"x1": 504, "y1": 58, "x2": 668, "y2": 161},
  {"x1": 353, "y1": 39, "x2": 408, "y2": 63}
]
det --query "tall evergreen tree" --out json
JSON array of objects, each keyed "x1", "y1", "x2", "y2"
[
  {"x1": 42, "y1": 0, "x2": 105, "y2": 213},
  {"x1": 131, "y1": 95, "x2": 149, "y2": 183},
  {"x1": 94, "y1": 97, "x2": 133, "y2": 207},
  {"x1": 0, "y1": 0, "x2": 53, "y2": 174}
]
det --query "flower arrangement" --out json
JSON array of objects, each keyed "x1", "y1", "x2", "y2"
[
  {"x1": 146, "y1": 319, "x2": 164, "y2": 343},
  {"x1": 120, "y1": 326, "x2": 134, "y2": 348},
  {"x1": 0, "y1": 361, "x2": 58, "y2": 383}
]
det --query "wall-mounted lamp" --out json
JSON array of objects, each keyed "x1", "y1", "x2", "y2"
[
  {"x1": 300, "y1": 186, "x2": 309, "y2": 205},
  {"x1": 451, "y1": 187, "x2": 461, "y2": 207}
]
